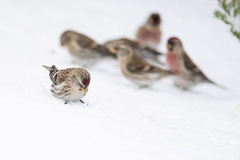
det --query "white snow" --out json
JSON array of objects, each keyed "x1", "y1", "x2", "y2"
[{"x1": 0, "y1": 0, "x2": 240, "y2": 160}]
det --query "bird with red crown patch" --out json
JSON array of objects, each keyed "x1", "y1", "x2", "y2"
[
  {"x1": 43, "y1": 65, "x2": 91, "y2": 104},
  {"x1": 166, "y1": 37, "x2": 223, "y2": 90},
  {"x1": 136, "y1": 13, "x2": 162, "y2": 49},
  {"x1": 113, "y1": 44, "x2": 173, "y2": 87}
]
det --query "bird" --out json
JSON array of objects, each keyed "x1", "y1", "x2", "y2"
[
  {"x1": 103, "y1": 38, "x2": 163, "y2": 65},
  {"x1": 136, "y1": 13, "x2": 162, "y2": 49},
  {"x1": 43, "y1": 65, "x2": 91, "y2": 104},
  {"x1": 60, "y1": 30, "x2": 116, "y2": 66},
  {"x1": 166, "y1": 37, "x2": 222, "y2": 90},
  {"x1": 114, "y1": 44, "x2": 173, "y2": 87}
]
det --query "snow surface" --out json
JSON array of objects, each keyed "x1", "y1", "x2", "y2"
[{"x1": 0, "y1": 0, "x2": 240, "y2": 160}]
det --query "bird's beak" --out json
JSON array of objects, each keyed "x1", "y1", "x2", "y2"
[
  {"x1": 81, "y1": 88, "x2": 86, "y2": 93},
  {"x1": 167, "y1": 44, "x2": 172, "y2": 50},
  {"x1": 109, "y1": 48, "x2": 116, "y2": 54}
]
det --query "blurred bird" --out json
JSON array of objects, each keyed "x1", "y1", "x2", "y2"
[
  {"x1": 136, "y1": 13, "x2": 162, "y2": 49},
  {"x1": 166, "y1": 37, "x2": 221, "y2": 90},
  {"x1": 43, "y1": 65, "x2": 91, "y2": 104},
  {"x1": 103, "y1": 38, "x2": 163, "y2": 65},
  {"x1": 114, "y1": 44, "x2": 173, "y2": 87},
  {"x1": 60, "y1": 30, "x2": 115, "y2": 65}
]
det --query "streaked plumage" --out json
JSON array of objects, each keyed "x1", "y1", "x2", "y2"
[
  {"x1": 60, "y1": 30, "x2": 115, "y2": 65},
  {"x1": 103, "y1": 38, "x2": 163, "y2": 65},
  {"x1": 43, "y1": 65, "x2": 91, "y2": 104},
  {"x1": 166, "y1": 37, "x2": 220, "y2": 90},
  {"x1": 115, "y1": 44, "x2": 173, "y2": 87},
  {"x1": 136, "y1": 13, "x2": 161, "y2": 49}
]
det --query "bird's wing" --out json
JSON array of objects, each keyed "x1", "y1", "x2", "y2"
[
  {"x1": 94, "y1": 45, "x2": 116, "y2": 57},
  {"x1": 118, "y1": 38, "x2": 163, "y2": 57},
  {"x1": 119, "y1": 38, "x2": 141, "y2": 48},
  {"x1": 75, "y1": 33, "x2": 116, "y2": 57},
  {"x1": 119, "y1": 38, "x2": 162, "y2": 57},
  {"x1": 183, "y1": 52, "x2": 211, "y2": 82},
  {"x1": 75, "y1": 33, "x2": 98, "y2": 49},
  {"x1": 52, "y1": 70, "x2": 69, "y2": 85},
  {"x1": 126, "y1": 54, "x2": 162, "y2": 74}
]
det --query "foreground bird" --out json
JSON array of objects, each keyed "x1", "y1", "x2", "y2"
[
  {"x1": 60, "y1": 30, "x2": 115, "y2": 65},
  {"x1": 114, "y1": 44, "x2": 173, "y2": 87},
  {"x1": 136, "y1": 13, "x2": 162, "y2": 49},
  {"x1": 43, "y1": 65, "x2": 91, "y2": 104},
  {"x1": 166, "y1": 37, "x2": 220, "y2": 90}
]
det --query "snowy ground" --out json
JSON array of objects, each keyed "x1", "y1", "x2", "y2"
[{"x1": 0, "y1": 0, "x2": 240, "y2": 159}]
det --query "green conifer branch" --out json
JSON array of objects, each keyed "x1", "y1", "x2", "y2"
[{"x1": 214, "y1": 0, "x2": 240, "y2": 41}]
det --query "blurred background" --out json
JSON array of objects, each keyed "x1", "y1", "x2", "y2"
[{"x1": 0, "y1": 0, "x2": 240, "y2": 160}]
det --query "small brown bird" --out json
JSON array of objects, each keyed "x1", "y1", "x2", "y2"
[
  {"x1": 60, "y1": 30, "x2": 115, "y2": 65},
  {"x1": 103, "y1": 38, "x2": 163, "y2": 65},
  {"x1": 166, "y1": 37, "x2": 220, "y2": 90},
  {"x1": 114, "y1": 44, "x2": 172, "y2": 87},
  {"x1": 43, "y1": 65, "x2": 91, "y2": 104},
  {"x1": 136, "y1": 13, "x2": 162, "y2": 49}
]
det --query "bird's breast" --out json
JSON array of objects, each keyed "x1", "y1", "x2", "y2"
[
  {"x1": 137, "y1": 28, "x2": 160, "y2": 41},
  {"x1": 67, "y1": 87, "x2": 86, "y2": 101},
  {"x1": 166, "y1": 53, "x2": 181, "y2": 73}
]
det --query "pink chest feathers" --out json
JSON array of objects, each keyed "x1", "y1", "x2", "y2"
[
  {"x1": 139, "y1": 29, "x2": 160, "y2": 42},
  {"x1": 166, "y1": 53, "x2": 180, "y2": 73}
]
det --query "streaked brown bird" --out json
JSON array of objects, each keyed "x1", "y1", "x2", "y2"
[
  {"x1": 43, "y1": 65, "x2": 91, "y2": 104},
  {"x1": 60, "y1": 30, "x2": 115, "y2": 65},
  {"x1": 114, "y1": 44, "x2": 173, "y2": 87},
  {"x1": 136, "y1": 13, "x2": 162, "y2": 49},
  {"x1": 103, "y1": 38, "x2": 163, "y2": 65},
  {"x1": 166, "y1": 37, "x2": 221, "y2": 90}
]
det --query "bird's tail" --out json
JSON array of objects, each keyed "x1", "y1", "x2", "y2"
[
  {"x1": 42, "y1": 65, "x2": 58, "y2": 73},
  {"x1": 95, "y1": 45, "x2": 117, "y2": 58},
  {"x1": 206, "y1": 79, "x2": 227, "y2": 90},
  {"x1": 42, "y1": 65, "x2": 58, "y2": 84},
  {"x1": 42, "y1": 65, "x2": 52, "y2": 71}
]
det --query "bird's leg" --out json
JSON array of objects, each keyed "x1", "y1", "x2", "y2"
[
  {"x1": 80, "y1": 100, "x2": 85, "y2": 104},
  {"x1": 80, "y1": 100, "x2": 88, "y2": 105}
]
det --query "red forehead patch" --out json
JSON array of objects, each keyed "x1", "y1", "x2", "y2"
[
  {"x1": 168, "y1": 37, "x2": 179, "y2": 42},
  {"x1": 82, "y1": 78, "x2": 90, "y2": 86}
]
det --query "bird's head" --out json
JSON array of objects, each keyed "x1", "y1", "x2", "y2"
[
  {"x1": 167, "y1": 37, "x2": 184, "y2": 53},
  {"x1": 60, "y1": 30, "x2": 78, "y2": 47},
  {"x1": 103, "y1": 39, "x2": 131, "y2": 55},
  {"x1": 103, "y1": 40, "x2": 118, "y2": 55},
  {"x1": 148, "y1": 13, "x2": 161, "y2": 26},
  {"x1": 79, "y1": 77, "x2": 90, "y2": 95},
  {"x1": 73, "y1": 70, "x2": 91, "y2": 96},
  {"x1": 113, "y1": 44, "x2": 134, "y2": 60}
]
